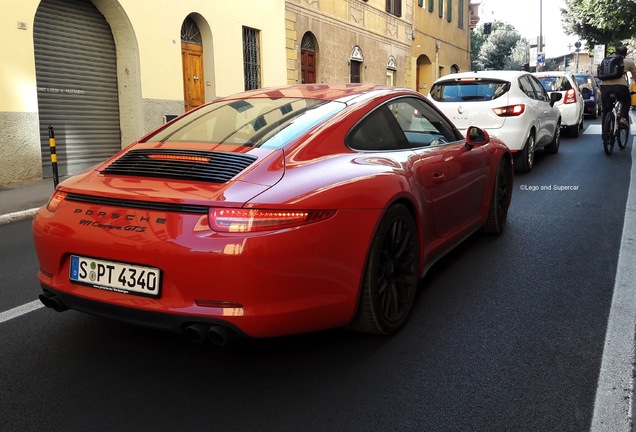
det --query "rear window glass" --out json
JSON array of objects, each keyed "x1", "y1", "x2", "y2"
[
  {"x1": 145, "y1": 97, "x2": 345, "y2": 149},
  {"x1": 429, "y1": 79, "x2": 510, "y2": 102},
  {"x1": 536, "y1": 75, "x2": 573, "y2": 92}
]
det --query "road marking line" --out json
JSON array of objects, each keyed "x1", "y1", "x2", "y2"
[
  {"x1": 590, "y1": 136, "x2": 636, "y2": 431},
  {"x1": 0, "y1": 300, "x2": 44, "y2": 324}
]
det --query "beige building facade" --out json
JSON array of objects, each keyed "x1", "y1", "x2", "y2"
[
  {"x1": 285, "y1": 0, "x2": 414, "y2": 87},
  {"x1": 1, "y1": 0, "x2": 471, "y2": 186}
]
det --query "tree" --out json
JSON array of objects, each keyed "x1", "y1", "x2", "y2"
[
  {"x1": 478, "y1": 28, "x2": 522, "y2": 70},
  {"x1": 471, "y1": 27, "x2": 488, "y2": 70},
  {"x1": 562, "y1": 0, "x2": 636, "y2": 48},
  {"x1": 505, "y1": 39, "x2": 530, "y2": 71}
]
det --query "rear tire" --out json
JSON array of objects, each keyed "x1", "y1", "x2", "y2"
[
  {"x1": 603, "y1": 112, "x2": 615, "y2": 155},
  {"x1": 484, "y1": 156, "x2": 513, "y2": 234},
  {"x1": 545, "y1": 121, "x2": 561, "y2": 154},
  {"x1": 618, "y1": 122, "x2": 629, "y2": 149},
  {"x1": 514, "y1": 134, "x2": 535, "y2": 173},
  {"x1": 569, "y1": 123, "x2": 580, "y2": 137},
  {"x1": 349, "y1": 204, "x2": 420, "y2": 335}
]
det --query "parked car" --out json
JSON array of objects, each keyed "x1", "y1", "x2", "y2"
[
  {"x1": 575, "y1": 73, "x2": 602, "y2": 119},
  {"x1": 33, "y1": 84, "x2": 513, "y2": 343},
  {"x1": 534, "y1": 71, "x2": 585, "y2": 137},
  {"x1": 429, "y1": 70, "x2": 562, "y2": 173}
]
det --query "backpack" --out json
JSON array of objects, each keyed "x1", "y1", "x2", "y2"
[{"x1": 597, "y1": 55, "x2": 625, "y2": 80}]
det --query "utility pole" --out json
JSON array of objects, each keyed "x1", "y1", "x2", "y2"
[{"x1": 538, "y1": 0, "x2": 544, "y2": 71}]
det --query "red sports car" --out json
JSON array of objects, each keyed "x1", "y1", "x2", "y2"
[{"x1": 33, "y1": 84, "x2": 513, "y2": 344}]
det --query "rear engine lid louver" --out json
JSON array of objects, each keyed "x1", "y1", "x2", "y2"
[{"x1": 101, "y1": 149, "x2": 257, "y2": 183}]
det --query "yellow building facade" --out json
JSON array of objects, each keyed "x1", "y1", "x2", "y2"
[
  {"x1": 1, "y1": 0, "x2": 471, "y2": 186},
  {"x1": 1, "y1": 0, "x2": 287, "y2": 184},
  {"x1": 412, "y1": 0, "x2": 471, "y2": 94}
]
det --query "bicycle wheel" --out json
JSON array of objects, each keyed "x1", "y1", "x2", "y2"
[
  {"x1": 603, "y1": 112, "x2": 615, "y2": 155},
  {"x1": 618, "y1": 122, "x2": 629, "y2": 149}
]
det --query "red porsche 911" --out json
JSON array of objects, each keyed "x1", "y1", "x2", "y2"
[{"x1": 33, "y1": 84, "x2": 513, "y2": 344}]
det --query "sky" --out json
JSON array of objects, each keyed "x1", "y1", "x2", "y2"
[{"x1": 477, "y1": 0, "x2": 581, "y2": 58}]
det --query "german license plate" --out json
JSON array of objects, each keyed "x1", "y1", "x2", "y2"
[{"x1": 70, "y1": 255, "x2": 161, "y2": 298}]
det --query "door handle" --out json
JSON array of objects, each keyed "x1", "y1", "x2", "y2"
[{"x1": 432, "y1": 171, "x2": 445, "y2": 183}]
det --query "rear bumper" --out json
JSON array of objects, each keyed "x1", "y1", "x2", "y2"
[{"x1": 39, "y1": 285, "x2": 248, "y2": 336}]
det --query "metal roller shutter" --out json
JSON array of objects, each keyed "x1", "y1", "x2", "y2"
[{"x1": 34, "y1": 0, "x2": 121, "y2": 177}]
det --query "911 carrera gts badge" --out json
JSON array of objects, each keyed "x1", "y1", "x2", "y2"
[{"x1": 73, "y1": 208, "x2": 167, "y2": 232}]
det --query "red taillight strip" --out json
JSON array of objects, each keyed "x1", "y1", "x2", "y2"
[
  {"x1": 147, "y1": 154, "x2": 211, "y2": 163},
  {"x1": 209, "y1": 208, "x2": 336, "y2": 232}
]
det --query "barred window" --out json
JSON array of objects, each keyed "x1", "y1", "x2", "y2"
[
  {"x1": 428, "y1": 0, "x2": 434, "y2": 12},
  {"x1": 458, "y1": 0, "x2": 464, "y2": 28},
  {"x1": 447, "y1": 0, "x2": 452, "y2": 21},
  {"x1": 243, "y1": 27, "x2": 260, "y2": 91},
  {"x1": 439, "y1": 0, "x2": 443, "y2": 18},
  {"x1": 386, "y1": 0, "x2": 402, "y2": 17}
]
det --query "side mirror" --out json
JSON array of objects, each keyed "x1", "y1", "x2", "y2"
[
  {"x1": 465, "y1": 126, "x2": 490, "y2": 149},
  {"x1": 581, "y1": 87, "x2": 591, "y2": 98},
  {"x1": 550, "y1": 92, "x2": 562, "y2": 106}
]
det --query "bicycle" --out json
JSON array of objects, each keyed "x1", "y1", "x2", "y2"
[{"x1": 602, "y1": 91, "x2": 635, "y2": 155}]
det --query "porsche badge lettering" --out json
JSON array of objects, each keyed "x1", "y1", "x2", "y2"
[{"x1": 74, "y1": 208, "x2": 167, "y2": 232}]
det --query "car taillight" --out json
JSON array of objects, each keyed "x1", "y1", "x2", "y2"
[
  {"x1": 46, "y1": 191, "x2": 67, "y2": 212},
  {"x1": 209, "y1": 208, "x2": 336, "y2": 232},
  {"x1": 564, "y1": 89, "x2": 577, "y2": 104},
  {"x1": 493, "y1": 104, "x2": 525, "y2": 117}
]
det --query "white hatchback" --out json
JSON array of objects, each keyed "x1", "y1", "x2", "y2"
[
  {"x1": 429, "y1": 70, "x2": 562, "y2": 172},
  {"x1": 533, "y1": 71, "x2": 585, "y2": 137}
]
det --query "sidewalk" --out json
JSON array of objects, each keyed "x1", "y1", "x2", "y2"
[{"x1": 0, "y1": 178, "x2": 57, "y2": 225}]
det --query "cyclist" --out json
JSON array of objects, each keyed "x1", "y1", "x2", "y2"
[{"x1": 600, "y1": 46, "x2": 636, "y2": 131}]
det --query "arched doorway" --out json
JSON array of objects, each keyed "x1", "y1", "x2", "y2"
[
  {"x1": 350, "y1": 46, "x2": 364, "y2": 84},
  {"x1": 416, "y1": 54, "x2": 433, "y2": 94},
  {"x1": 301, "y1": 32, "x2": 317, "y2": 84},
  {"x1": 34, "y1": 0, "x2": 122, "y2": 177},
  {"x1": 181, "y1": 16, "x2": 205, "y2": 112}
]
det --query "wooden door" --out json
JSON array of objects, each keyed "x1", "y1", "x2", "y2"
[
  {"x1": 301, "y1": 49, "x2": 316, "y2": 84},
  {"x1": 181, "y1": 42, "x2": 204, "y2": 112}
]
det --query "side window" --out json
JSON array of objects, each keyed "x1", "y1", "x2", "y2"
[
  {"x1": 387, "y1": 97, "x2": 461, "y2": 148},
  {"x1": 529, "y1": 76, "x2": 549, "y2": 102},
  {"x1": 518, "y1": 76, "x2": 536, "y2": 99},
  {"x1": 347, "y1": 105, "x2": 407, "y2": 151}
]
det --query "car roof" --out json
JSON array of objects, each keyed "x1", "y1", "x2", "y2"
[
  {"x1": 216, "y1": 84, "x2": 414, "y2": 103},
  {"x1": 534, "y1": 71, "x2": 573, "y2": 77},
  {"x1": 433, "y1": 70, "x2": 531, "y2": 82}
]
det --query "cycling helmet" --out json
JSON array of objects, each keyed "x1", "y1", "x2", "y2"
[{"x1": 617, "y1": 46, "x2": 628, "y2": 56}]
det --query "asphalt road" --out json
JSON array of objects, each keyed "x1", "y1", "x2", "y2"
[{"x1": 0, "y1": 120, "x2": 632, "y2": 431}]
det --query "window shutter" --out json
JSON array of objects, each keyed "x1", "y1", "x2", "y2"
[{"x1": 447, "y1": 0, "x2": 452, "y2": 21}]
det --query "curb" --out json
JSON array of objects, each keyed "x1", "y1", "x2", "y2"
[{"x1": 0, "y1": 208, "x2": 39, "y2": 226}]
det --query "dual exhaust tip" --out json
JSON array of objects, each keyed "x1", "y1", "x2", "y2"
[{"x1": 39, "y1": 291, "x2": 237, "y2": 346}]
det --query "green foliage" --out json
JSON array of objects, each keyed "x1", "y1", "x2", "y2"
[
  {"x1": 472, "y1": 21, "x2": 523, "y2": 70},
  {"x1": 562, "y1": 0, "x2": 636, "y2": 47}
]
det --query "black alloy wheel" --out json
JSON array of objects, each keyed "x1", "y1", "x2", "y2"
[
  {"x1": 350, "y1": 204, "x2": 420, "y2": 335},
  {"x1": 484, "y1": 156, "x2": 513, "y2": 234}
]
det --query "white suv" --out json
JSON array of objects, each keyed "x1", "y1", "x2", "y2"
[
  {"x1": 533, "y1": 71, "x2": 585, "y2": 137},
  {"x1": 429, "y1": 70, "x2": 562, "y2": 173}
]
